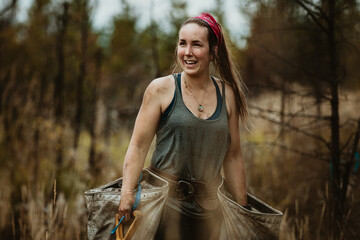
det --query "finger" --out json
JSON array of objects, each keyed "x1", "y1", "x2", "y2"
[
  {"x1": 117, "y1": 209, "x2": 123, "y2": 220},
  {"x1": 117, "y1": 205, "x2": 126, "y2": 219},
  {"x1": 124, "y1": 209, "x2": 131, "y2": 222}
]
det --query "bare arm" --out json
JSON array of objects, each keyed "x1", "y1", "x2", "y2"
[
  {"x1": 118, "y1": 79, "x2": 165, "y2": 220},
  {"x1": 223, "y1": 85, "x2": 247, "y2": 206}
]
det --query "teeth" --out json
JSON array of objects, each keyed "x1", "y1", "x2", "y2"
[{"x1": 185, "y1": 60, "x2": 196, "y2": 64}]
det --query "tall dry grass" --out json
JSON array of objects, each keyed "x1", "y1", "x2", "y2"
[
  {"x1": 243, "y1": 87, "x2": 360, "y2": 240},
  {"x1": 0, "y1": 87, "x2": 358, "y2": 239},
  {"x1": 0, "y1": 110, "x2": 132, "y2": 239}
]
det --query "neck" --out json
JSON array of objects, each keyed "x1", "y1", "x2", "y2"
[{"x1": 182, "y1": 71, "x2": 211, "y2": 89}]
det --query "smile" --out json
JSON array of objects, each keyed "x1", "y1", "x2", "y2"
[{"x1": 185, "y1": 60, "x2": 197, "y2": 64}]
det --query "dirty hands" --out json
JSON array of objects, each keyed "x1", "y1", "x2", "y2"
[{"x1": 117, "y1": 188, "x2": 135, "y2": 222}]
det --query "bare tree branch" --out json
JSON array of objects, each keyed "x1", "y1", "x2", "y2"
[
  {"x1": 248, "y1": 39, "x2": 327, "y2": 81},
  {"x1": 249, "y1": 104, "x2": 331, "y2": 121},
  {"x1": 294, "y1": 0, "x2": 329, "y2": 35},
  {"x1": 273, "y1": 142, "x2": 329, "y2": 162},
  {"x1": 340, "y1": 132, "x2": 355, "y2": 154},
  {"x1": 251, "y1": 99, "x2": 330, "y2": 146},
  {"x1": 296, "y1": 119, "x2": 328, "y2": 130},
  {"x1": 252, "y1": 111, "x2": 331, "y2": 149},
  {"x1": 247, "y1": 26, "x2": 320, "y2": 35},
  {"x1": 248, "y1": 141, "x2": 329, "y2": 162},
  {"x1": 340, "y1": 41, "x2": 360, "y2": 57},
  {"x1": 247, "y1": 83, "x2": 332, "y2": 101},
  {"x1": 338, "y1": 2, "x2": 360, "y2": 15},
  {"x1": 302, "y1": 0, "x2": 329, "y2": 23},
  {"x1": 251, "y1": 99, "x2": 326, "y2": 121},
  {"x1": 340, "y1": 119, "x2": 359, "y2": 129},
  {"x1": 0, "y1": 0, "x2": 17, "y2": 17}
]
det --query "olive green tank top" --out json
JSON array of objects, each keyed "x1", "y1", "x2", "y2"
[
  {"x1": 150, "y1": 73, "x2": 231, "y2": 218},
  {"x1": 151, "y1": 71, "x2": 230, "y2": 195}
]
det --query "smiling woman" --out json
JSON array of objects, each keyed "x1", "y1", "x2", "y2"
[
  {"x1": 177, "y1": 24, "x2": 212, "y2": 81},
  {"x1": 117, "y1": 12, "x2": 250, "y2": 240}
]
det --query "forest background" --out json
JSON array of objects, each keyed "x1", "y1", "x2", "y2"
[{"x1": 1, "y1": 0, "x2": 359, "y2": 239}]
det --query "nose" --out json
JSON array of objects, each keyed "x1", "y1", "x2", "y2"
[{"x1": 185, "y1": 45, "x2": 192, "y2": 56}]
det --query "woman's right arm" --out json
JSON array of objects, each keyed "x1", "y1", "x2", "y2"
[{"x1": 117, "y1": 76, "x2": 172, "y2": 221}]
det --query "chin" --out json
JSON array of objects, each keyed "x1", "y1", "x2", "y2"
[{"x1": 183, "y1": 67, "x2": 202, "y2": 77}]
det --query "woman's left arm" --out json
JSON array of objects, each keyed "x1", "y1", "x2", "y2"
[{"x1": 223, "y1": 85, "x2": 247, "y2": 206}]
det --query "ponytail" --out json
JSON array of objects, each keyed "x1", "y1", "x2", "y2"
[{"x1": 214, "y1": 30, "x2": 249, "y2": 124}]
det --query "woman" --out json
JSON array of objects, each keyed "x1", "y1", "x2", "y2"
[{"x1": 118, "y1": 13, "x2": 249, "y2": 239}]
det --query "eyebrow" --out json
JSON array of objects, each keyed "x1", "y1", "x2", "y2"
[{"x1": 179, "y1": 39, "x2": 203, "y2": 44}]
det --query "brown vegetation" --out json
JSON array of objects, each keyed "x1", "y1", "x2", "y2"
[{"x1": 0, "y1": 0, "x2": 359, "y2": 239}]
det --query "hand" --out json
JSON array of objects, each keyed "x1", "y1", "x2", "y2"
[{"x1": 117, "y1": 189, "x2": 135, "y2": 222}]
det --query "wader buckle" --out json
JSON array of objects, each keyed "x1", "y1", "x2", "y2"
[{"x1": 176, "y1": 180, "x2": 195, "y2": 200}]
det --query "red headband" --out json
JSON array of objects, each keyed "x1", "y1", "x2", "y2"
[{"x1": 193, "y1": 13, "x2": 222, "y2": 46}]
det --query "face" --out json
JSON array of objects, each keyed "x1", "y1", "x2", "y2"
[{"x1": 177, "y1": 23, "x2": 212, "y2": 77}]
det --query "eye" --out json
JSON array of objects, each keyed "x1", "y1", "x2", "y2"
[
  {"x1": 192, "y1": 42, "x2": 202, "y2": 47},
  {"x1": 179, "y1": 41, "x2": 186, "y2": 46}
]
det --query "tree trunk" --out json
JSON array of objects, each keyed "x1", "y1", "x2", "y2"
[
  {"x1": 150, "y1": 1, "x2": 161, "y2": 78},
  {"x1": 74, "y1": 1, "x2": 88, "y2": 150},
  {"x1": 326, "y1": 0, "x2": 342, "y2": 237},
  {"x1": 54, "y1": 2, "x2": 69, "y2": 166},
  {"x1": 89, "y1": 49, "x2": 102, "y2": 176},
  {"x1": 54, "y1": 2, "x2": 69, "y2": 122}
]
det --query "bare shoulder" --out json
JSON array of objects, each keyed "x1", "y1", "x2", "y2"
[
  {"x1": 149, "y1": 75, "x2": 174, "y2": 92},
  {"x1": 144, "y1": 75, "x2": 173, "y2": 96},
  {"x1": 212, "y1": 77, "x2": 235, "y2": 98},
  {"x1": 143, "y1": 75, "x2": 175, "y2": 110}
]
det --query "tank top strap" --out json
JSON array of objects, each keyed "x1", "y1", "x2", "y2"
[
  {"x1": 220, "y1": 79, "x2": 226, "y2": 110},
  {"x1": 174, "y1": 73, "x2": 182, "y2": 97}
]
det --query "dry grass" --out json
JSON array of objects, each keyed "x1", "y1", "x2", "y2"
[
  {"x1": 0, "y1": 118, "x2": 131, "y2": 239},
  {"x1": 0, "y1": 88, "x2": 359, "y2": 240},
  {"x1": 243, "y1": 88, "x2": 360, "y2": 240}
]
